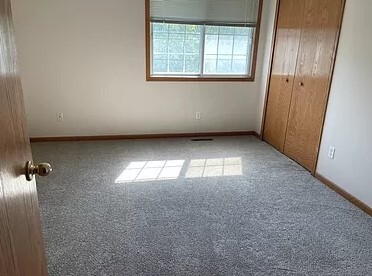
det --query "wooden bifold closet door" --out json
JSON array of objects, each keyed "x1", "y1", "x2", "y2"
[
  {"x1": 263, "y1": 0, "x2": 345, "y2": 173},
  {"x1": 263, "y1": 0, "x2": 306, "y2": 152}
]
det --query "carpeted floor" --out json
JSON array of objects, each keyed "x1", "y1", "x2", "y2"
[{"x1": 32, "y1": 136, "x2": 372, "y2": 276}]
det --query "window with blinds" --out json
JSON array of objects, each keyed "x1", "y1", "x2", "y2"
[{"x1": 146, "y1": 0, "x2": 262, "y2": 80}]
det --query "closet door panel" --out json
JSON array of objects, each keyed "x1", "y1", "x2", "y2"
[
  {"x1": 263, "y1": 0, "x2": 305, "y2": 151},
  {"x1": 284, "y1": 0, "x2": 344, "y2": 171}
]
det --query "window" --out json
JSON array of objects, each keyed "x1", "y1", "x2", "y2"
[{"x1": 146, "y1": 0, "x2": 262, "y2": 81}]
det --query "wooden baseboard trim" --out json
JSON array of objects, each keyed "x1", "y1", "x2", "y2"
[
  {"x1": 315, "y1": 173, "x2": 372, "y2": 216},
  {"x1": 30, "y1": 131, "x2": 260, "y2": 143},
  {"x1": 253, "y1": 131, "x2": 261, "y2": 139}
]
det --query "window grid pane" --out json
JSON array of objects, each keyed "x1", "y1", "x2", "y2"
[
  {"x1": 151, "y1": 23, "x2": 254, "y2": 77},
  {"x1": 152, "y1": 23, "x2": 202, "y2": 75},
  {"x1": 203, "y1": 26, "x2": 253, "y2": 75}
]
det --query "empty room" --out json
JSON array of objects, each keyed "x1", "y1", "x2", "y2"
[{"x1": 1, "y1": 0, "x2": 372, "y2": 275}]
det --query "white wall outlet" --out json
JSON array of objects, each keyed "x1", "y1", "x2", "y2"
[
  {"x1": 56, "y1": 112, "x2": 64, "y2": 122},
  {"x1": 328, "y1": 146, "x2": 336, "y2": 159},
  {"x1": 195, "y1": 111, "x2": 201, "y2": 120}
]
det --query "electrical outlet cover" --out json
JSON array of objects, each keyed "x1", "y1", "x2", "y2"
[
  {"x1": 328, "y1": 146, "x2": 335, "y2": 159},
  {"x1": 56, "y1": 113, "x2": 64, "y2": 122}
]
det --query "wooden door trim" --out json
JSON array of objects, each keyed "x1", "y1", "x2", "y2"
[
  {"x1": 312, "y1": 0, "x2": 346, "y2": 174},
  {"x1": 259, "y1": 0, "x2": 281, "y2": 140},
  {"x1": 315, "y1": 173, "x2": 372, "y2": 216},
  {"x1": 260, "y1": 0, "x2": 346, "y2": 175}
]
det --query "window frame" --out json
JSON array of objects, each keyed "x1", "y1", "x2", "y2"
[{"x1": 145, "y1": 0, "x2": 263, "y2": 82}]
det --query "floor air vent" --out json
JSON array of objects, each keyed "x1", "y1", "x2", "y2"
[{"x1": 191, "y1": 138, "x2": 214, "y2": 142}]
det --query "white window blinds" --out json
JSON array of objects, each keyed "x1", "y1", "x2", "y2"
[{"x1": 150, "y1": 0, "x2": 260, "y2": 27}]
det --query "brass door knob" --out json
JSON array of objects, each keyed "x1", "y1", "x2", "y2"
[{"x1": 26, "y1": 161, "x2": 52, "y2": 181}]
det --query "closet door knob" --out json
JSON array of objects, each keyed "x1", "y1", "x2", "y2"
[
  {"x1": 285, "y1": 78, "x2": 289, "y2": 83},
  {"x1": 299, "y1": 82, "x2": 304, "y2": 86}
]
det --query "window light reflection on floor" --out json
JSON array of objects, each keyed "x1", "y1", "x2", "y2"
[
  {"x1": 115, "y1": 160, "x2": 185, "y2": 183},
  {"x1": 185, "y1": 158, "x2": 242, "y2": 178},
  {"x1": 115, "y1": 157, "x2": 243, "y2": 183}
]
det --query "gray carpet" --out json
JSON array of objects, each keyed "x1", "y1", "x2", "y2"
[{"x1": 32, "y1": 136, "x2": 372, "y2": 276}]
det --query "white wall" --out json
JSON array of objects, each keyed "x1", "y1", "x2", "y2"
[
  {"x1": 256, "y1": 0, "x2": 277, "y2": 134},
  {"x1": 317, "y1": 0, "x2": 372, "y2": 207},
  {"x1": 11, "y1": 0, "x2": 275, "y2": 137}
]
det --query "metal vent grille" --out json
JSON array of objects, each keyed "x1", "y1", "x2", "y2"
[{"x1": 191, "y1": 138, "x2": 214, "y2": 141}]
